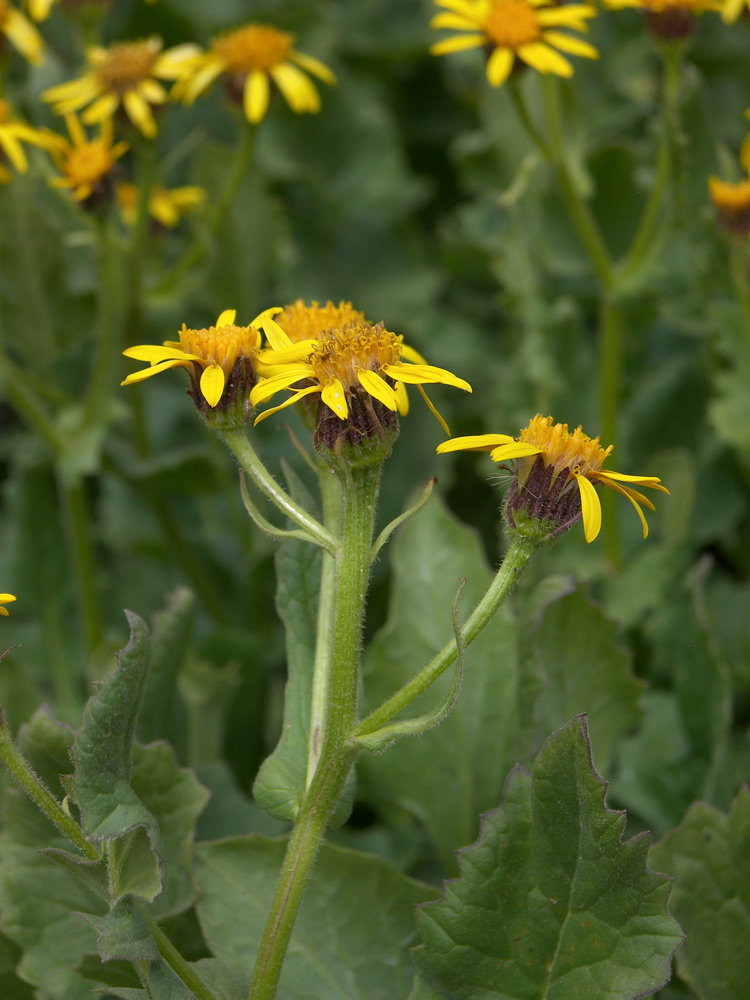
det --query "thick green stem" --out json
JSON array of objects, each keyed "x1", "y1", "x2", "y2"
[
  {"x1": 248, "y1": 461, "x2": 381, "y2": 1000},
  {"x1": 729, "y1": 237, "x2": 750, "y2": 351},
  {"x1": 305, "y1": 463, "x2": 343, "y2": 790},
  {"x1": 0, "y1": 711, "x2": 100, "y2": 860},
  {"x1": 0, "y1": 349, "x2": 66, "y2": 453},
  {"x1": 355, "y1": 534, "x2": 537, "y2": 738},
  {"x1": 84, "y1": 218, "x2": 123, "y2": 428},
  {"x1": 221, "y1": 428, "x2": 334, "y2": 549},
  {"x1": 135, "y1": 903, "x2": 217, "y2": 1000},
  {"x1": 58, "y1": 476, "x2": 101, "y2": 654}
]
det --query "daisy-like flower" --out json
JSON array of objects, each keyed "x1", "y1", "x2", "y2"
[
  {"x1": 122, "y1": 308, "x2": 287, "y2": 415},
  {"x1": 116, "y1": 180, "x2": 206, "y2": 228},
  {"x1": 708, "y1": 174, "x2": 750, "y2": 235},
  {"x1": 250, "y1": 320, "x2": 471, "y2": 456},
  {"x1": 0, "y1": 593, "x2": 16, "y2": 616},
  {"x1": 0, "y1": 0, "x2": 45, "y2": 64},
  {"x1": 437, "y1": 414, "x2": 668, "y2": 543},
  {"x1": 429, "y1": 0, "x2": 598, "y2": 87},
  {"x1": 171, "y1": 22, "x2": 336, "y2": 124},
  {"x1": 0, "y1": 98, "x2": 58, "y2": 183},
  {"x1": 42, "y1": 37, "x2": 199, "y2": 138},
  {"x1": 275, "y1": 299, "x2": 367, "y2": 344},
  {"x1": 48, "y1": 113, "x2": 128, "y2": 202}
]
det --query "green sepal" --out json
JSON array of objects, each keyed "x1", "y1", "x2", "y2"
[{"x1": 353, "y1": 581, "x2": 466, "y2": 753}]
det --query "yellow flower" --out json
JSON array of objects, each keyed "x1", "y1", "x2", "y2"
[
  {"x1": 0, "y1": 98, "x2": 58, "y2": 183},
  {"x1": 708, "y1": 174, "x2": 750, "y2": 235},
  {"x1": 48, "y1": 113, "x2": 128, "y2": 201},
  {"x1": 122, "y1": 308, "x2": 286, "y2": 409},
  {"x1": 0, "y1": 593, "x2": 16, "y2": 616},
  {"x1": 0, "y1": 0, "x2": 44, "y2": 64},
  {"x1": 116, "y1": 180, "x2": 206, "y2": 227},
  {"x1": 42, "y1": 37, "x2": 199, "y2": 138},
  {"x1": 171, "y1": 22, "x2": 336, "y2": 124},
  {"x1": 430, "y1": 0, "x2": 598, "y2": 87},
  {"x1": 24, "y1": 0, "x2": 53, "y2": 19},
  {"x1": 250, "y1": 319, "x2": 472, "y2": 431},
  {"x1": 721, "y1": 0, "x2": 750, "y2": 19},
  {"x1": 438, "y1": 414, "x2": 668, "y2": 543},
  {"x1": 275, "y1": 299, "x2": 367, "y2": 344}
]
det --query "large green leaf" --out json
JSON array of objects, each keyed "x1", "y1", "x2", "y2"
[
  {"x1": 413, "y1": 715, "x2": 683, "y2": 999},
  {"x1": 530, "y1": 587, "x2": 644, "y2": 772},
  {"x1": 358, "y1": 493, "x2": 530, "y2": 870},
  {"x1": 650, "y1": 788, "x2": 750, "y2": 1000},
  {"x1": 195, "y1": 836, "x2": 438, "y2": 999}
]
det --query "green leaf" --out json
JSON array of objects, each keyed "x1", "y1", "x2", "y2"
[
  {"x1": 195, "y1": 837, "x2": 438, "y2": 999},
  {"x1": 138, "y1": 587, "x2": 195, "y2": 756},
  {"x1": 530, "y1": 587, "x2": 644, "y2": 772},
  {"x1": 650, "y1": 788, "x2": 750, "y2": 1000},
  {"x1": 252, "y1": 526, "x2": 321, "y2": 821},
  {"x1": 358, "y1": 493, "x2": 529, "y2": 870},
  {"x1": 413, "y1": 715, "x2": 683, "y2": 1000},
  {"x1": 0, "y1": 932, "x2": 34, "y2": 1000}
]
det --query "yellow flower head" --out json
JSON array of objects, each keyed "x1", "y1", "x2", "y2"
[
  {"x1": 122, "y1": 308, "x2": 286, "y2": 414},
  {"x1": 116, "y1": 181, "x2": 206, "y2": 228},
  {"x1": 0, "y1": 593, "x2": 16, "y2": 617},
  {"x1": 42, "y1": 37, "x2": 199, "y2": 138},
  {"x1": 48, "y1": 113, "x2": 128, "y2": 202},
  {"x1": 708, "y1": 174, "x2": 750, "y2": 235},
  {"x1": 251, "y1": 318, "x2": 471, "y2": 456},
  {"x1": 430, "y1": 0, "x2": 598, "y2": 87},
  {"x1": 0, "y1": 0, "x2": 45, "y2": 64},
  {"x1": 275, "y1": 299, "x2": 367, "y2": 344},
  {"x1": 0, "y1": 98, "x2": 59, "y2": 182},
  {"x1": 438, "y1": 414, "x2": 668, "y2": 543},
  {"x1": 171, "y1": 22, "x2": 336, "y2": 124}
]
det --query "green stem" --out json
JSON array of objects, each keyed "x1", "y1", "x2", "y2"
[
  {"x1": 598, "y1": 297, "x2": 624, "y2": 565},
  {"x1": 354, "y1": 534, "x2": 537, "y2": 739},
  {"x1": 154, "y1": 124, "x2": 254, "y2": 293},
  {"x1": 135, "y1": 903, "x2": 217, "y2": 1000},
  {"x1": 729, "y1": 236, "x2": 750, "y2": 352},
  {"x1": 0, "y1": 349, "x2": 66, "y2": 453},
  {"x1": 220, "y1": 428, "x2": 334, "y2": 550},
  {"x1": 248, "y1": 461, "x2": 382, "y2": 1000},
  {"x1": 123, "y1": 140, "x2": 155, "y2": 348},
  {"x1": 58, "y1": 476, "x2": 102, "y2": 653},
  {"x1": 83, "y1": 218, "x2": 122, "y2": 428},
  {"x1": 0, "y1": 710, "x2": 100, "y2": 860},
  {"x1": 11, "y1": 177, "x2": 55, "y2": 354},
  {"x1": 305, "y1": 462, "x2": 343, "y2": 790}
]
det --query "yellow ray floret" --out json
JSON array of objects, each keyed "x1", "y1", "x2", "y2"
[
  {"x1": 438, "y1": 414, "x2": 668, "y2": 542},
  {"x1": 430, "y1": 0, "x2": 598, "y2": 87},
  {"x1": 0, "y1": 593, "x2": 16, "y2": 616},
  {"x1": 0, "y1": 0, "x2": 44, "y2": 65}
]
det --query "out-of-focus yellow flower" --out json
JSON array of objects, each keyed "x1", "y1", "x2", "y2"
[
  {"x1": 0, "y1": 0, "x2": 44, "y2": 64},
  {"x1": 721, "y1": 0, "x2": 750, "y2": 19},
  {"x1": 708, "y1": 174, "x2": 750, "y2": 235},
  {"x1": 42, "y1": 37, "x2": 199, "y2": 138},
  {"x1": 48, "y1": 113, "x2": 128, "y2": 201},
  {"x1": 438, "y1": 414, "x2": 668, "y2": 543},
  {"x1": 116, "y1": 180, "x2": 206, "y2": 227},
  {"x1": 171, "y1": 22, "x2": 336, "y2": 124},
  {"x1": 430, "y1": 0, "x2": 598, "y2": 87},
  {"x1": 122, "y1": 309, "x2": 287, "y2": 409},
  {"x1": 0, "y1": 594, "x2": 16, "y2": 616},
  {"x1": 0, "y1": 98, "x2": 58, "y2": 183},
  {"x1": 602, "y1": 0, "x2": 723, "y2": 36}
]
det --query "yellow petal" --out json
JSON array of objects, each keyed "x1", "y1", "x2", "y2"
[
  {"x1": 82, "y1": 92, "x2": 120, "y2": 125},
  {"x1": 271, "y1": 63, "x2": 321, "y2": 114},
  {"x1": 488, "y1": 442, "x2": 543, "y2": 462},
  {"x1": 575, "y1": 473, "x2": 602, "y2": 542},
  {"x1": 253, "y1": 385, "x2": 321, "y2": 424},
  {"x1": 121, "y1": 359, "x2": 187, "y2": 385},
  {"x1": 178, "y1": 58, "x2": 224, "y2": 105},
  {"x1": 601, "y1": 479, "x2": 651, "y2": 538},
  {"x1": 0, "y1": 132, "x2": 28, "y2": 172},
  {"x1": 245, "y1": 71, "x2": 270, "y2": 124},
  {"x1": 4, "y1": 8, "x2": 45, "y2": 66},
  {"x1": 123, "y1": 90, "x2": 157, "y2": 138},
  {"x1": 437, "y1": 433, "x2": 516, "y2": 454},
  {"x1": 517, "y1": 42, "x2": 574, "y2": 78},
  {"x1": 123, "y1": 345, "x2": 198, "y2": 363},
  {"x1": 540, "y1": 32, "x2": 599, "y2": 60},
  {"x1": 487, "y1": 47, "x2": 514, "y2": 87},
  {"x1": 430, "y1": 34, "x2": 486, "y2": 56},
  {"x1": 200, "y1": 364, "x2": 226, "y2": 407},
  {"x1": 430, "y1": 12, "x2": 482, "y2": 29},
  {"x1": 395, "y1": 381, "x2": 409, "y2": 415},
  {"x1": 216, "y1": 309, "x2": 237, "y2": 328},
  {"x1": 0, "y1": 594, "x2": 17, "y2": 603},
  {"x1": 289, "y1": 50, "x2": 336, "y2": 85},
  {"x1": 250, "y1": 367, "x2": 315, "y2": 406},
  {"x1": 382, "y1": 363, "x2": 471, "y2": 391},
  {"x1": 321, "y1": 378, "x2": 348, "y2": 418},
  {"x1": 417, "y1": 385, "x2": 450, "y2": 437},
  {"x1": 357, "y1": 369, "x2": 399, "y2": 410},
  {"x1": 400, "y1": 343, "x2": 427, "y2": 365}
]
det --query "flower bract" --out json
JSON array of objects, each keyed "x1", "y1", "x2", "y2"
[
  {"x1": 438, "y1": 414, "x2": 668, "y2": 543},
  {"x1": 48, "y1": 113, "x2": 128, "y2": 201},
  {"x1": 0, "y1": 0, "x2": 44, "y2": 64},
  {"x1": 0, "y1": 593, "x2": 16, "y2": 617},
  {"x1": 429, "y1": 0, "x2": 598, "y2": 87},
  {"x1": 122, "y1": 308, "x2": 286, "y2": 409},
  {"x1": 171, "y1": 22, "x2": 336, "y2": 124},
  {"x1": 42, "y1": 37, "x2": 199, "y2": 138}
]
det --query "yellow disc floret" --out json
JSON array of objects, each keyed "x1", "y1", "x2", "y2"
[
  {"x1": 92, "y1": 40, "x2": 159, "y2": 93},
  {"x1": 484, "y1": 0, "x2": 542, "y2": 46},
  {"x1": 276, "y1": 299, "x2": 367, "y2": 343},
  {"x1": 213, "y1": 24, "x2": 294, "y2": 73}
]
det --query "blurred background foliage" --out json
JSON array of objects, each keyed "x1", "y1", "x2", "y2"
[{"x1": 1, "y1": 1, "x2": 750, "y2": 993}]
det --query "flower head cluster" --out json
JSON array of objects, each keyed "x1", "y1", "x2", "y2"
[
  {"x1": 122, "y1": 308, "x2": 287, "y2": 419},
  {"x1": 430, "y1": 0, "x2": 598, "y2": 87},
  {"x1": 171, "y1": 22, "x2": 336, "y2": 124},
  {"x1": 0, "y1": 0, "x2": 44, "y2": 64},
  {"x1": 48, "y1": 113, "x2": 128, "y2": 202},
  {"x1": 42, "y1": 38, "x2": 198, "y2": 138},
  {"x1": 438, "y1": 414, "x2": 668, "y2": 543},
  {"x1": 0, "y1": 593, "x2": 16, "y2": 617}
]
